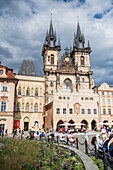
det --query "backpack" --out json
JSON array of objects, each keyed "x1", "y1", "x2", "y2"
[{"x1": 91, "y1": 136, "x2": 96, "y2": 145}]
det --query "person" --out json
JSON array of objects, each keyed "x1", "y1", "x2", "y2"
[
  {"x1": 96, "y1": 134, "x2": 103, "y2": 150},
  {"x1": 50, "y1": 130, "x2": 54, "y2": 142},
  {"x1": 68, "y1": 132, "x2": 76, "y2": 145},
  {"x1": 108, "y1": 138, "x2": 113, "y2": 157},
  {"x1": 85, "y1": 129, "x2": 89, "y2": 144},
  {"x1": 101, "y1": 126, "x2": 107, "y2": 142},
  {"x1": 103, "y1": 134, "x2": 113, "y2": 152},
  {"x1": 5, "y1": 129, "x2": 8, "y2": 135},
  {"x1": 60, "y1": 132, "x2": 66, "y2": 143},
  {"x1": 0, "y1": 128, "x2": 2, "y2": 136},
  {"x1": 2, "y1": 129, "x2": 4, "y2": 137},
  {"x1": 19, "y1": 128, "x2": 21, "y2": 134},
  {"x1": 40, "y1": 132, "x2": 45, "y2": 141}
]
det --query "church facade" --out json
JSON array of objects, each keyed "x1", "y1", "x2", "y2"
[{"x1": 0, "y1": 18, "x2": 113, "y2": 133}]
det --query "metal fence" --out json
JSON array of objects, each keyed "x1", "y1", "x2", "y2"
[{"x1": 55, "y1": 136, "x2": 113, "y2": 170}]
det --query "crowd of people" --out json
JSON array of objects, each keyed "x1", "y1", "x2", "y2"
[{"x1": 91, "y1": 126, "x2": 113, "y2": 157}]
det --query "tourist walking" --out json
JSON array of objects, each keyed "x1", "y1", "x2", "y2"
[{"x1": 85, "y1": 128, "x2": 89, "y2": 144}]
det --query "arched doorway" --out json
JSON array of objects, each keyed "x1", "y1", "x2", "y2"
[
  {"x1": 81, "y1": 120, "x2": 88, "y2": 129},
  {"x1": 24, "y1": 117, "x2": 30, "y2": 131},
  {"x1": 91, "y1": 120, "x2": 96, "y2": 130},
  {"x1": 68, "y1": 119, "x2": 75, "y2": 124},
  {"x1": 68, "y1": 119, "x2": 75, "y2": 128},
  {"x1": 57, "y1": 120, "x2": 64, "y2": 131}
]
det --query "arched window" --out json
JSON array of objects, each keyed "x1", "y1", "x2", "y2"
[
  {"x1": 35, "y1": 88, "x2": 38, "y2": 97},
  {"x1": 50, "y1": 82, "x2": 53, "y2": 87},
  {"x1": 51, "y1": 54, "x2": 54, "y2": 64},
  {"x1": 26, "y1": 87, "x2": 30, "y2": 96},
  {"x1": 64, "y1": 78, "x2": 72, "y2": 90},
  {"x1": 34, "y1": 103, "x2": 38, "y2": 112},
  {"x1": 26, "y1": 103, "x2": 29, "y2": 112},
  {"x1": 17, "y1": 102, "x2": 20, "y2": 112},
  {"x1": 81, "y1": 56, "x2": 84, "y2": 66},
  {"x1": 18, "y1": 87, "x2": 21, "y2": 95}
]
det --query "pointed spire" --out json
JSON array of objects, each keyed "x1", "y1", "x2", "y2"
[{"x1": 49, "y1": 13, "x2": 54, "y2": 36}]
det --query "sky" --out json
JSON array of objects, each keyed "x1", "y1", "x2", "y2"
[{"x1": 0, "y1": 0, "x2": 113, "y2": 85}]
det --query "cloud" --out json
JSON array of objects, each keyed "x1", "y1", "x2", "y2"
[{"x1": 0, "y1": 0, "x2": 113, "y2": 86}]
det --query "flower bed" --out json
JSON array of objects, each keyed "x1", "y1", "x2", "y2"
[{"x1": 0, "y1": 138, "x2": 84, "y2": 170}]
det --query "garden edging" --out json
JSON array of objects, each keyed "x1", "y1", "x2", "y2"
[{"x1": 59, "y1": 144, "x2": 99, "y2": 170}]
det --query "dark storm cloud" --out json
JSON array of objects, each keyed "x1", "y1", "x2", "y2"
[{"x1": 0, "y1": 46, "x2": 13, "y2": 59}]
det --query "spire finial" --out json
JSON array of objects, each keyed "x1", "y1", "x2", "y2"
[
  {"x1": 77, "y1": 16, "x2": 79, "y2": 24},
  {"x1": 50, "y1": 13, "x2": 52, "y2": 21}
]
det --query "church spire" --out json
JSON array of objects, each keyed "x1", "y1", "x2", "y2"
[
  {"x1": 73, "y1": 20, "x2": 85, "y2": 49},
  {"x1": 44, "y1": 13, "x2": 56, "y2": 48}
]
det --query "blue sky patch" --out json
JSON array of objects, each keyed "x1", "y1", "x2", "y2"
[{"x1": 94, "y1": 13, "x2": 103, "y2": 19}]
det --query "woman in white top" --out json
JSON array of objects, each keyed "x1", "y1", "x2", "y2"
[{"x1": 101, "y1": 126, "x2": 107, "y2": 142}]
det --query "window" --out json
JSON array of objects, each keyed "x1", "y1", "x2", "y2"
[
  {"x1": 1, "y1": 101, "x2": 6, "y2": 112},
  {"x1": 59, "y1": 96, "x2": 62, "y2": 100},
  {"x1": 107, "y1": 92, "x2": 110, "y2": 96},
  {"x1": 50, "y1": 82, "x2": 53, "y2": 87},
  {"x1": 26, "y1": 103, "x2": 29, "y2": 112},
  {"x1": 85, "y1": 97, "x2": 88, "y2": 100},
  {"x1": 64, "y1": 78, "x2": 72, "y2": 90},
  {"x1": 63, "y1": 97, "x2": 66, "y2": 100},
  {"x1": 112, "y1": 92, "x2": 113, "y2": 96},
  {"x1": 51, "y1": 54, "x2": 54, "y2": 64},
  {"x1": 107, "y1": 99, "x2": 110, "y2": 105},
  {"x1": 102, "y1": 99, "x2": 105, "y2": 105},
  {"x1": 82, "y1": 78, "x2": 84, "y2": 82},
  {"x1": 93, "y1": 109, "x2": 97, "y2": 114},
  {"x1": 18, "y1": 87, "x2": 21, "y2": 95},
  {"x1": 103, "y1": 108, "x2": 106, "y2": 114},
  {"x1": 108, "y1": 108, "x2": 111, "y2": 114},
  {"x1": 69, "y1": 108, "x2": 73, "y2": 114},
  {"x1": 56, "y1": 108, "x2": 60, "y2": 114},
  {"x1": 87, "y1": 109, "x2": 91, "y2": 114},
  {"x1": 67, "y1": 97, "x2": 70, "y2": 100},
  {"x1": 3, "y1": 84, "x2": 7, "y2": 91},
  {"x1": 81, "y1": 108, "x2": 85, "y2": 114},
  {"x1": 81, "y1": 56, "x2": 84, "y2": 66},
  {"x1": 102, "y1": 92, "x2": 104, "y2": 95},
  {"x1": 81, "y1": 97, "x2": 84, "y2": 100},
  {"x1": 63, "y1": 108, "x2": 66, "y2": 114},
  {"x1": 48, "y1": 56, "x2": 50, "y2": 62},
  {"x1": 17, "y1": 103, "x2": 20, "y2": 112},
  {"x1": 0, "y1": 70, "x2": 3, "y2": 74},
  {"x1": 26, "y1": 88, "x2": 30, "y2": 96},
  {"x1": 34, "y1": 103, "x2": 38, "y2": 112},
  {"x1": 35, "y1": 88, "x2": 38, "y2": 97},
  {"x1": 90, "y1": 97, "x2": 93, "y2": 101}
]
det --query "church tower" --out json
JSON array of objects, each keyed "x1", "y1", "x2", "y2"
[
  {"x1": 42, "y1": 15, "x2": 61, "y2": 104},
  {"x1": 71, "y1": 22, "x2": 94, "y2": 90}
]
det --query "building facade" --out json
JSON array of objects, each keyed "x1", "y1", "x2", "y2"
[
  {"x1": 93, "y1": 82, "x2": 113, "y2": 125},
  {"x1": 0, "y1": 62, "x2": 17, "y2": 134}
]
